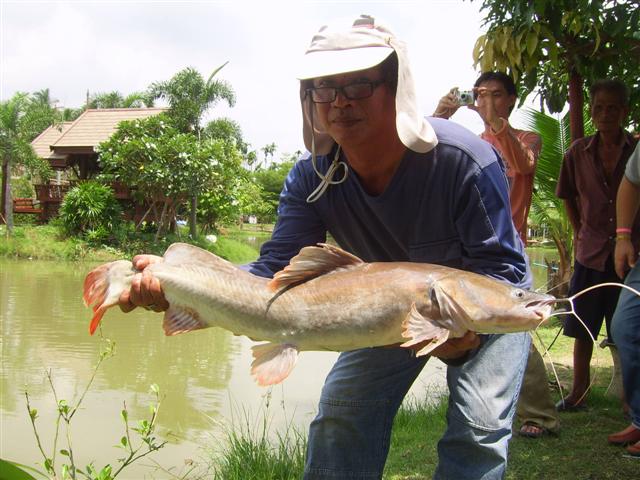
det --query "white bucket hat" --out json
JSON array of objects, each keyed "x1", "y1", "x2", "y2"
[{"x1": 297, "y1": 15, "x2": 438, "y2": 201}]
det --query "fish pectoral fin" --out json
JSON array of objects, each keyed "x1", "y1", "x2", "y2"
[
  {"x1": 250, "y1": 343, "x2": 299, "y2": 386},
  {"x1": 163, "y1": 307, "x2": 206, "y2": 336},
  {"x1": 400, "y1": 302, "x2": 450, "y2": 357}
]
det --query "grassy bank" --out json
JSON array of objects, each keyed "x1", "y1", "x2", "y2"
[
  {"x1": 0, "y1": 223, "x2": 271, "y2": 264},
  {"x1": 4, "y1": 225, "x2": 635, "y2": 478}
]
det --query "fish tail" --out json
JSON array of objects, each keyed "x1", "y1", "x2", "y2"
[
  {"x1": 83, "y1": 265, "x2": 109, "y2": 307},
  {"x1": 89, "y1": 306, "x2": 108, "y2": 335},
  {"x1": 83, "y1": 260, "x2": 134, "y2": 335}
]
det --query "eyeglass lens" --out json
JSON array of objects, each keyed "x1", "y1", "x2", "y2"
[{"x1": 309, "y1": 82, "x2": 379, "y2": 103}]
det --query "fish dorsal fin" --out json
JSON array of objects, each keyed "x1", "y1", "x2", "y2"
[
  {"x1": 163, "y1": 242, "x2": 235, "y2": 272},
  {"x1": 268, "y1": 243, "x2": 364, "y2": 291}
]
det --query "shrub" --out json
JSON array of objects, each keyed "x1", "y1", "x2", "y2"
[{"x1": 59, "y1": 181, "x2": 123, "y2": 243}]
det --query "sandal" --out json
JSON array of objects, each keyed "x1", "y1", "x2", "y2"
[{"x1": 518, "y1": 423, "x2": 549, "y2": 439}]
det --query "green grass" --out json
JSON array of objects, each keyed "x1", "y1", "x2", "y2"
[
  {"x1": 208, "y1": 414, "x2": 306, "y2": 480},
  {"x1": 0, "y1": 224, "x2": 263, "y2": 264},
  {"x1": 0, "y1": 224, "x2": 118, "y2": 261}
]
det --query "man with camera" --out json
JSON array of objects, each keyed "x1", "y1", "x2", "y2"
[
  {"x1": 433, "y1": 72, "x2": 539, "y2": 245},
  {"x1": 434, "y1": 72, "x2": 560, "y2": 440}
]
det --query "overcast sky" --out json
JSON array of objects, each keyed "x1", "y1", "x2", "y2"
[{"x1": 1, "y1": 0, "x2": 500, "y2": 159}]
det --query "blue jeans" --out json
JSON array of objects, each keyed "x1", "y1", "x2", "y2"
[
  {"x1": 611, "y1": 264, "x2": 640, "y2": 429},
  {"x1": 304, "y1": 332, "x2": 530, "y2": 479}
]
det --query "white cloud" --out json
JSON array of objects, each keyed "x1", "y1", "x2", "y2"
[{"x1": 2, "y1": 0, "x2": 492, "y2": 156}]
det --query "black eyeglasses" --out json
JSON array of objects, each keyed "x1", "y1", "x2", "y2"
[{"x1": 306, "y1": 80, "x2": 386, "y2": 104}]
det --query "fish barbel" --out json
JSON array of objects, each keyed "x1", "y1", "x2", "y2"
[{"x1": 83, "y1": 243, "x2": 555, "y2": 386}]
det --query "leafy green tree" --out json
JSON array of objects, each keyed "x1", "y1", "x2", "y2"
[
  {"x1": 197, "y1": 142, "x2": 260, "y2": 232},
  {"x1": 253, "y1": 158, "x2": 296, "y2": 222},
  {"x1": 98, "y1": 114, "x2": 244, "y2": 240},
  {"x1": 148, "y1": 64, "x2": 236, "y2": 237},
  {"x1": 1, "y1": 93, "x2": 54, "y2": 233},
  {"x1": 202, "y1": 117, "x2": 249, "y2": 154},
  {"x1": 470, "y1": 0, "x2": 640, "y2": 140}
]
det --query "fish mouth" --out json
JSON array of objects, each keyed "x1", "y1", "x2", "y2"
[
  {"x1": 525, "y1": 297, "x2": 556, "y2": 310},
  {"x1": 525, "y1": 298, "x2": 556, "y2": 323}
]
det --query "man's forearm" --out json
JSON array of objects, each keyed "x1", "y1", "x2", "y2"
[{"x1": 616, "y1": 177, "x2": 640, "y2": 228}]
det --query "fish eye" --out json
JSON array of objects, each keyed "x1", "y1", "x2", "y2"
[{"x1": 513, "y1": 289, "x2": 525, "y2": 299}]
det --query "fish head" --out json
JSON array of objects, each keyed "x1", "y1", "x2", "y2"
[{"x1": 429, "y1": 274, "x2": 555, "y2": 334}]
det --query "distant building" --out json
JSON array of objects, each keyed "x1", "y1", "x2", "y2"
[{"x1": 28, "y1": 108, "x2": 167, "y2": 221}]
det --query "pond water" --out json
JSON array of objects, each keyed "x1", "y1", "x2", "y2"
[{"x1": 1, "y1": 255, "x2": 452, "y2": 478}]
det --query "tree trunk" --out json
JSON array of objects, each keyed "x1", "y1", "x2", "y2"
[
  {"x1": 154, "y1": 199, "x2": 170, "y2": 243},
  {"x1": 549, "y1": 234, "x2": 572, "y2": 298},
  {"x1": 1, "y1": 158, "x2": 14, "y2": 233},
  {"x1": 568, "y1": 68, "x2": 585, "y2": 142},
  {"x1": 189, "y1": 195, "x2": 197, "y2": 239}
]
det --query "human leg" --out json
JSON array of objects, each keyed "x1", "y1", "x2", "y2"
[
  {"x1": 516, "y1": 342, "x2": 560, "y2": 436},
  {"x1": 560, "y1": 260, "x2": 617, "y2": 408},
  {"x1": 565, "y1": 338, "x2": 594, "y2": 405},
  {"x1": 611, "y1": 263, "x2": 640, "y2": 430},
  {"x1": 434, "y1": 332, "x2": 530, "y2": 480},
  {"x1": 304, "y1": 347, "x2": 428, "y2": 479}
]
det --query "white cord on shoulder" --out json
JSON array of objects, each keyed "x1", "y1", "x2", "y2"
[
  {"x1": 305, "y1": 104, "x2": 349, "y2": 203},
  {"x1": 306, "y1": 145, "x2": 348, "y2": 203}
]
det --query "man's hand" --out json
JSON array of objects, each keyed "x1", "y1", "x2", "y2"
[
  {"x1": 469, "y1": 86, "x2": 504, "y2": 132},
  {"x1": 614, "y1": 238, "x2": 636, "y2": 279},
  {"x1": 118, "y1": 254, "x2": 170, "y2": 313},
  {"x1": 432, "y1": 88, "x2": 461, "y2": 119},
  {"x1": 430, "y1": 331, "x2": 480, "y2": 360}
]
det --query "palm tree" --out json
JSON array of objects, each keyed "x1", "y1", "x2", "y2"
[
  {"x1": 521, "y1": 107, "x2": 595, "y2": 296},
  {"x1": 31, "y1": 88, "x2": 56, "y2": 108},
  {"x1": 148, "y1": 64, "x2": 236, "y2": 238},
  {"x1": 0, "y1": 93, "x2": 51, "y2": 232},
  {"x1": 87, "y1": 91, "x2": 154, "y2": 109},
  {"x1": 261, "y1": 142, "x2": 278, "y2": 169}
]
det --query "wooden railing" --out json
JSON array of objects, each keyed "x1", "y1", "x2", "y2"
[
  {"x1": 30, "y1": 181, "x2": 137, "y2": 222},
  {"x1": 35, "y1": 183, "x2": 72, "y2": 202},
  {"x1": 13, "y1": 198, "x2": 43, "y2": 215}
]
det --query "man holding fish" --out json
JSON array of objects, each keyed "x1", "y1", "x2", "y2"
[{"x1": 118, "y1": 15, "x2": 537, "y2": 479}]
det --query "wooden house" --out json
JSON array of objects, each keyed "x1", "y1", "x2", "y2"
[{"x1": 26, "y1": 108, "x2": 166, "y2": 221}]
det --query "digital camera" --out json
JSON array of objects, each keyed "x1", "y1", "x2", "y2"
[{"x1": 455, "y1": 89, "x2": 475, "y2": 106}]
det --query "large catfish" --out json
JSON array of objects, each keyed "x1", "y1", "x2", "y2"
[{"x1": 83, "y1": 243, "x2": 555, "y2": 386}]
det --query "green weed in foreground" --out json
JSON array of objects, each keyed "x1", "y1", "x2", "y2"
[
  {"x1": 207, "y1": 409, "x2": 306, "y2": 480},
  {"x1": 18, "y1": 338, "x2": 170, "y2": 480}
]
